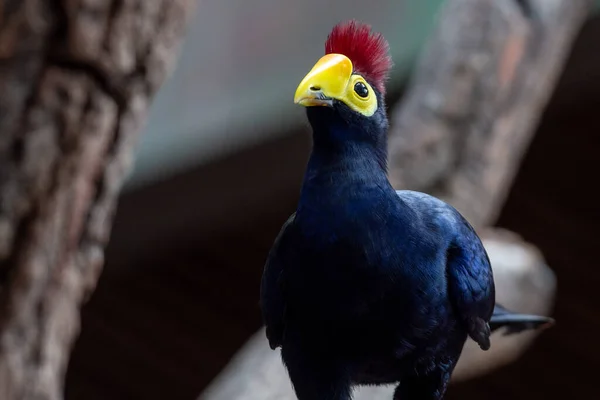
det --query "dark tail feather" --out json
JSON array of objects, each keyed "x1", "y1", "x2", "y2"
[{"x1": 490, "y1": 304, "x2": 555, "y2": 335}]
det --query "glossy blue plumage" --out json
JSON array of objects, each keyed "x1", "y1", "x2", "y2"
[{"x1": 260, "y1": 90, "x2": 548, "y2": 400}]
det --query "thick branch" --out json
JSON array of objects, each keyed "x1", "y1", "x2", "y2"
[
  {"x1": 387, "y1": 0, "x2": 593, "y2": 227},
  {"x1": 0, "y1": 1, "x2": 194, "y2": 399},
  {"x1": 199, "y1": 231, "x2": 556, "y2": 400}
]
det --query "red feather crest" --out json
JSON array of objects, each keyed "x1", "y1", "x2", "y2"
[{"x1": 325, "y1": 20, "x2": 393, "y2": 94}]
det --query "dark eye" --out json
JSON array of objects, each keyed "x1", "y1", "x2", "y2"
[{"x1": 354, "y1": 82, "x2": 369, "y2": 98}]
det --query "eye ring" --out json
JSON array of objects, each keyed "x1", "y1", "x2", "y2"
[{"x1": 354, "y1": 81, "x2": 369, "y2": 98}]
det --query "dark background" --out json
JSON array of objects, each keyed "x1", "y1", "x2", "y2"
[{"x1": 63, "y1": 14, "x2": 600, "y2": 400}]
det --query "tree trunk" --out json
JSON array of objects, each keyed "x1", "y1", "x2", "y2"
[{"x1": 0, "y1": 1, "x2": 194, "y2": 399}]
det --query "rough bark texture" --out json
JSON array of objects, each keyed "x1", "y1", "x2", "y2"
[
  {"x1": 0, "y1": 1, "x2": 194, "y2": 399},
  {"x1": 200, "y1": 230, "x2": 557, "y2": 400},
  {"x1": 199, "y1": 0, "x2": 592, "y2": 398},
  {"x1": 387, "y1": 0, "x2": 593, "y2": 228}
]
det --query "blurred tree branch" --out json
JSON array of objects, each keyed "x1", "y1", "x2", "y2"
[
  {"x1": 388, "y1": 0, "x2": 594, "y2": 228},
  {"x1": 0, "y1": 1, "x2": 194, "y2": 399},
  {"x1": 199, "y1": 0, "x2": 592, "y2": 399}
]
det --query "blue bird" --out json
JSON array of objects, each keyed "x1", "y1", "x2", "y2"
[{"x1": 260, "y1": 21, "x2": 553, "y2": 400}]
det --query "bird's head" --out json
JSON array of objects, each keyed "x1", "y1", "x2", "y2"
[{"x1": 294, "y1": 21, "x2": 393, "y2": 144}]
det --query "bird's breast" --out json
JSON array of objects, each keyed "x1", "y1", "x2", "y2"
[{"x1": 285, "y1": 212, "x2": 445, "y2": 318}]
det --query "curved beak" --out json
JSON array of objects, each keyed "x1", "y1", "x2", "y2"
[{"x1": 294, "y1": 53, "x2": 353, "y2": 107}]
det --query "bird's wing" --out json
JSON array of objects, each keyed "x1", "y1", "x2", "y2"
[
  {"x1": 260, "y1": 213, "x2": 295, "y2": 350},
  {"x1": 445, "y1": 225, "x2": 495, "y2": 350},
  {"x1": 395, "y1": 190, "x2": 495, "y2": 351}
]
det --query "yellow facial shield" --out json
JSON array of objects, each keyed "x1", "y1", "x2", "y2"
[{"x1": 294, "y1": 53, "x2": 377, "y2": 117}]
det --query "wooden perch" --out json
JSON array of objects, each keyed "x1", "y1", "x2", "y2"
[
  {"x1": 0, "y1": 1, "x2": 194, "y2": 399},
  {"x1": 200, "y1": 0, "x2": 592, "y2": 398},
  {"x1": 387, "y1": 0, "x2": 593, "y2": 227},
  {"x1": 200, "y1": 230, "x2": 557, "y2": 400}
]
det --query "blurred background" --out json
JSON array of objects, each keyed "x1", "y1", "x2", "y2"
[{"x1": 60, "y1": 0, "x2": 599, "y2": 399}]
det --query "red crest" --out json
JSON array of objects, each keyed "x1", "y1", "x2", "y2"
[{"x1": 325, "y1": 20, "x2": 393, "y2": 94}]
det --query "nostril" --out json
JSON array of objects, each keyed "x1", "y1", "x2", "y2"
[{"x1": 310, "y1": 86, "x2": 320, "y2": 91}]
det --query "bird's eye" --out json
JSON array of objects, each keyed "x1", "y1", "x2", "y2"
[{"x1": 354, "y1": 82, "x2": 369, "y2": 98}]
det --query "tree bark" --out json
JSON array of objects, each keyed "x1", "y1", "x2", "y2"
[
  {"x1": 387, "y1": 0, "x2": 593, "y2": 227},
  {"x1": 0, "y1": 1, "x2": 194, "y2": 399}
]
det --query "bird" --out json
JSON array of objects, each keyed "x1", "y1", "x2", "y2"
[{"x1": 260, "y1": 20, "x2": 553, "y2": 400}]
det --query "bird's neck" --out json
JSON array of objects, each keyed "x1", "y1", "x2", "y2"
[
  {"x1": 309, "y1": 116, "x2": 388, "y2": 173},
  {"x1": 297, "y1": 121, "x2": 393, "y2": 214}
]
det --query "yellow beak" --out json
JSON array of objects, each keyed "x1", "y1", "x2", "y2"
[{"x1": 294, "y1": 53, "x2": 353, "y2": 107}]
